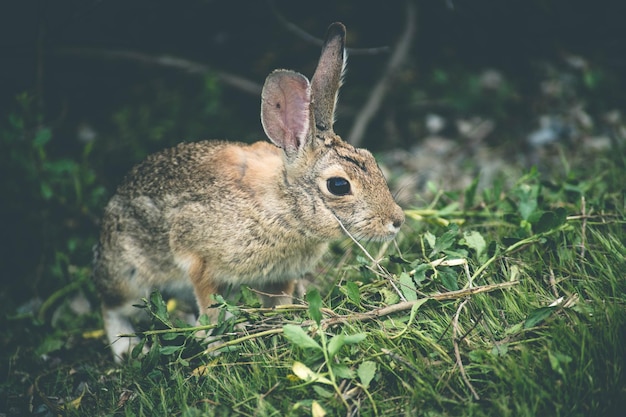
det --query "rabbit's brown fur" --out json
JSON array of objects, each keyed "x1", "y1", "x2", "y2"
[{"x1": 93, "y1": 23, "x2": 404, "y2": 362}]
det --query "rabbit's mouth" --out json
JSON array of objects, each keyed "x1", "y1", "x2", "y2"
[
  {"x1": 332, "y1": 213, "x2": 403, "y2": 243},
  {"x1": 383, "y1": 220, "x2": 404, "y2": 239},
  {"x1": 369, "y1": 227, "x2": 402, "y2": 242}
]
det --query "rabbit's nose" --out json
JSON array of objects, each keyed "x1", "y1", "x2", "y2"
[{"x1": 392, "y1": 207, "x2": 405, "y2": 229}]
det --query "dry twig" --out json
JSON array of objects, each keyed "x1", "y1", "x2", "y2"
[
  {"x1": 268, "y1": 0, "x2": 390, "y2": 55},
  {"x1": 347, "y1": 0, "x2": 417, "y2": 146},
  {"x1": 54, "y1": 47, "x2": 263, "y2": 95},
  {"x1": 452, "y1": 298, "x2": 480, "y2": 400},
  {"x1": 192, "y1": 280, "x2": 519, "y2": 357}
]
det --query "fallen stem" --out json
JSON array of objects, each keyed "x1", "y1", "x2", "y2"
[
  {"x1": 452, "y1": 298, "x2": 480, "y2": 400},
  {"x1": 134, "y1": 280, "x2": 519, "y2": 361}
]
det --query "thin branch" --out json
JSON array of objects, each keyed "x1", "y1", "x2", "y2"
[
  {"x1": 53, "y1": 47, "x2": 263, "y2": 96},
  {"x1": 347, "y1": 0, "x2": 416, "y2": 146},
  {"x1": 548, "y1": 267, "x2": 559, "y2": 299},
  {"x1": 134, "y1": 280, "x2": 519, "y2": 341},
  {"x1": 452, "y1": 298, "x2": 480, "y2": 400},
  {"x1": 381, "y1": 348, "x2": 422, "y2": 373},
  {"x1": 170, "y1": 280, "x2": 519, "y2": 358},
  {"x1": 318, "y1": 281, "x2": 518, "y2": 328},
  {"x1": 268, "y1": 0, "x2": 390, "y2": 55}
]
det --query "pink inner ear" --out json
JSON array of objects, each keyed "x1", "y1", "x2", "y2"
[
  {"x1": 261, "y1": 71, "x2": 311, "y2": 154},
  {"x1": 282, "y1": 78, "x2": 310, "y2": 148}
]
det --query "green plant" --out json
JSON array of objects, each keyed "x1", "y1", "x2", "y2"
[{"x1": 282, "y1": 289, "x2": 376, "y2": 414}]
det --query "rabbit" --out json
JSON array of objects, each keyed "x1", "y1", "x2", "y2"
[{"x1": 92, "y1": 22, "x2": 405, "y2": 362}]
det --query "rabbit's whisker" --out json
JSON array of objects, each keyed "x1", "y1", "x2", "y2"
[{"x1": 331, "y1": 212, "x2": 407, "y2": 302}]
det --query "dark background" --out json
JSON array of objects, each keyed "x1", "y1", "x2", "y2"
[
  {"x1": 1, "y1": 0, "x2": 625, "y2": 305},
  {"x1": 3, "y1": 0, "x2": 625, "y2": 145}
]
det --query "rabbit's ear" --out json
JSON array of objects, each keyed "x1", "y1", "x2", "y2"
[
  {"x1": 261, "y1": 70, "x2": 311, "y2": 156},
  {"x1": 311, "y1": 22, "x2": 346, "y2": 133}
]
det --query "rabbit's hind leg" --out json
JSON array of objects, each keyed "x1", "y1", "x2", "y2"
[{"x1": 101, "y1": 301, "x2": 144, "y2": 363}]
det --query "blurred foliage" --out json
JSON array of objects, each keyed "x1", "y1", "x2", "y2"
[
  {"x1": 101, "y1": 73, "x2": 243, "y2": 183},
  {"x1": 0, "y1": 93, "x2": 106, "y2": 404},
  {"x1": 0, "y1": 93, "x2": 103, "y2": 304}
]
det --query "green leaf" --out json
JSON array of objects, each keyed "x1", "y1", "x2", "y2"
[
  {"x1": 162, "y1": 332, "x2": 180, "y2": 341},
  {"x1": 132, "y1": 338, "x2": 147, "y2": 359},
  {"x1": 424, "y1": 231, "x2": 436, "y2": 250},
  {"x1": 439, "y1": 267, "x2": 459, "y2": 291},
  {"x1": 283, "y1": 324, "x2": 321, "y2": 351},
  {"x1": 40, "y1": 182, "x2": 53, "y2": 200},
  {"x1": 240, "y1": 285, "x2": 258, "y2": 306},
  {"x1": 534, "y1": 208, "x2": 567, "y2": 233},
  {"x1": 548, "y1": 351, "x2": 573, "y2": 377},
  {"x1": 357, "y1": 361, "x2": 377, "y2": 389},
  {"x1": 443, "y1": 248, "x2": 468, "y2": 259},
  {"x1": 462, "y1": 230, "x2": 487, "y2": 259},
  {"x1": 524, "y1": 306, "x2": 556, "y2": 329},
  {"x1": 515, "y1": 183, "x2": 539, "y2": 221},
  {"x1": 431, "y1": 225, "x2": 459, "y2": 255},
  {"x1": 149, "y1": 291, "x2": 171, "y2": 326},
  {"x1": 33, "y1": 127, "x2": 52, "y2": 148},
  {"x1": 412, "y1": 263, "x2": 430, "y2": 284},
  {"x1": 344, "y1": 281, "x2": 361, "y2": 306},
  {"x1": 306, "y1": 289, "x2": 323, "y2": 325},
  {"x1": 327, "y1": 334, "x2": 345, "y2": 358},
  {"x1": 312, "y1": 385, "x2": 334, "y2": 398},
  {"x1": 332, "y1": 364, "x2": 355, "y2": 379},
  {"x1": 159, "y1": 345, "x2": 182, "y2": 356},
  {"x1": 35, "y1": 336, "x2": 64, "y2": 356},
  {"x1": 328, "y1": 333, "x2": 367, "y2": 359},
  {"x1": 292, "y1": 361, "x2": 332, "y2": 385},
  {"x1": 380, "y1": 288, "x2": 400, "y2": 305},
  {"x1": 197, "y1": 313, "x2": 211, "y2": 326},
  {"x1": 142, "y1": 342, "x2": 161, "y2": 371},
  {"x1": 343, "y1": 333, "x2": 367, "y2": 345},
  {"x1": 491, "y1": 344, "x2": 509, "y2": 356},
  {"x1": 399, "y1": 272, "x2": 417, "y2": 301},
  {"x1": 434, "y1": 230, "x2": 456, "y2": 253},
  {"x1": 527, "y1": 209, "x2": 544, "y2": 225}
]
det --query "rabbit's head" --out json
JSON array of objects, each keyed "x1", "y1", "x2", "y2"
[{"x1": 260, "y1": 23, "x2": 404, "y2": 242}]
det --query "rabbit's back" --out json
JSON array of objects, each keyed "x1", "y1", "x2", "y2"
[
  {"x1": 113, "y1": 140, "x2": 285, "y2": 220},
  {"x1": 117, "y1": 140, "x2": 268, "y2": 197}
]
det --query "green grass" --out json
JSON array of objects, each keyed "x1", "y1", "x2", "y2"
[{"x1": 3, "y1": 143, "x2": 624, "y2": 417}]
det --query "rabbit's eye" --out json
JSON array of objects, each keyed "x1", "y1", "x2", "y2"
[{"x1": 327, "y1": 177, "x2": 351, "y2": 196}]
